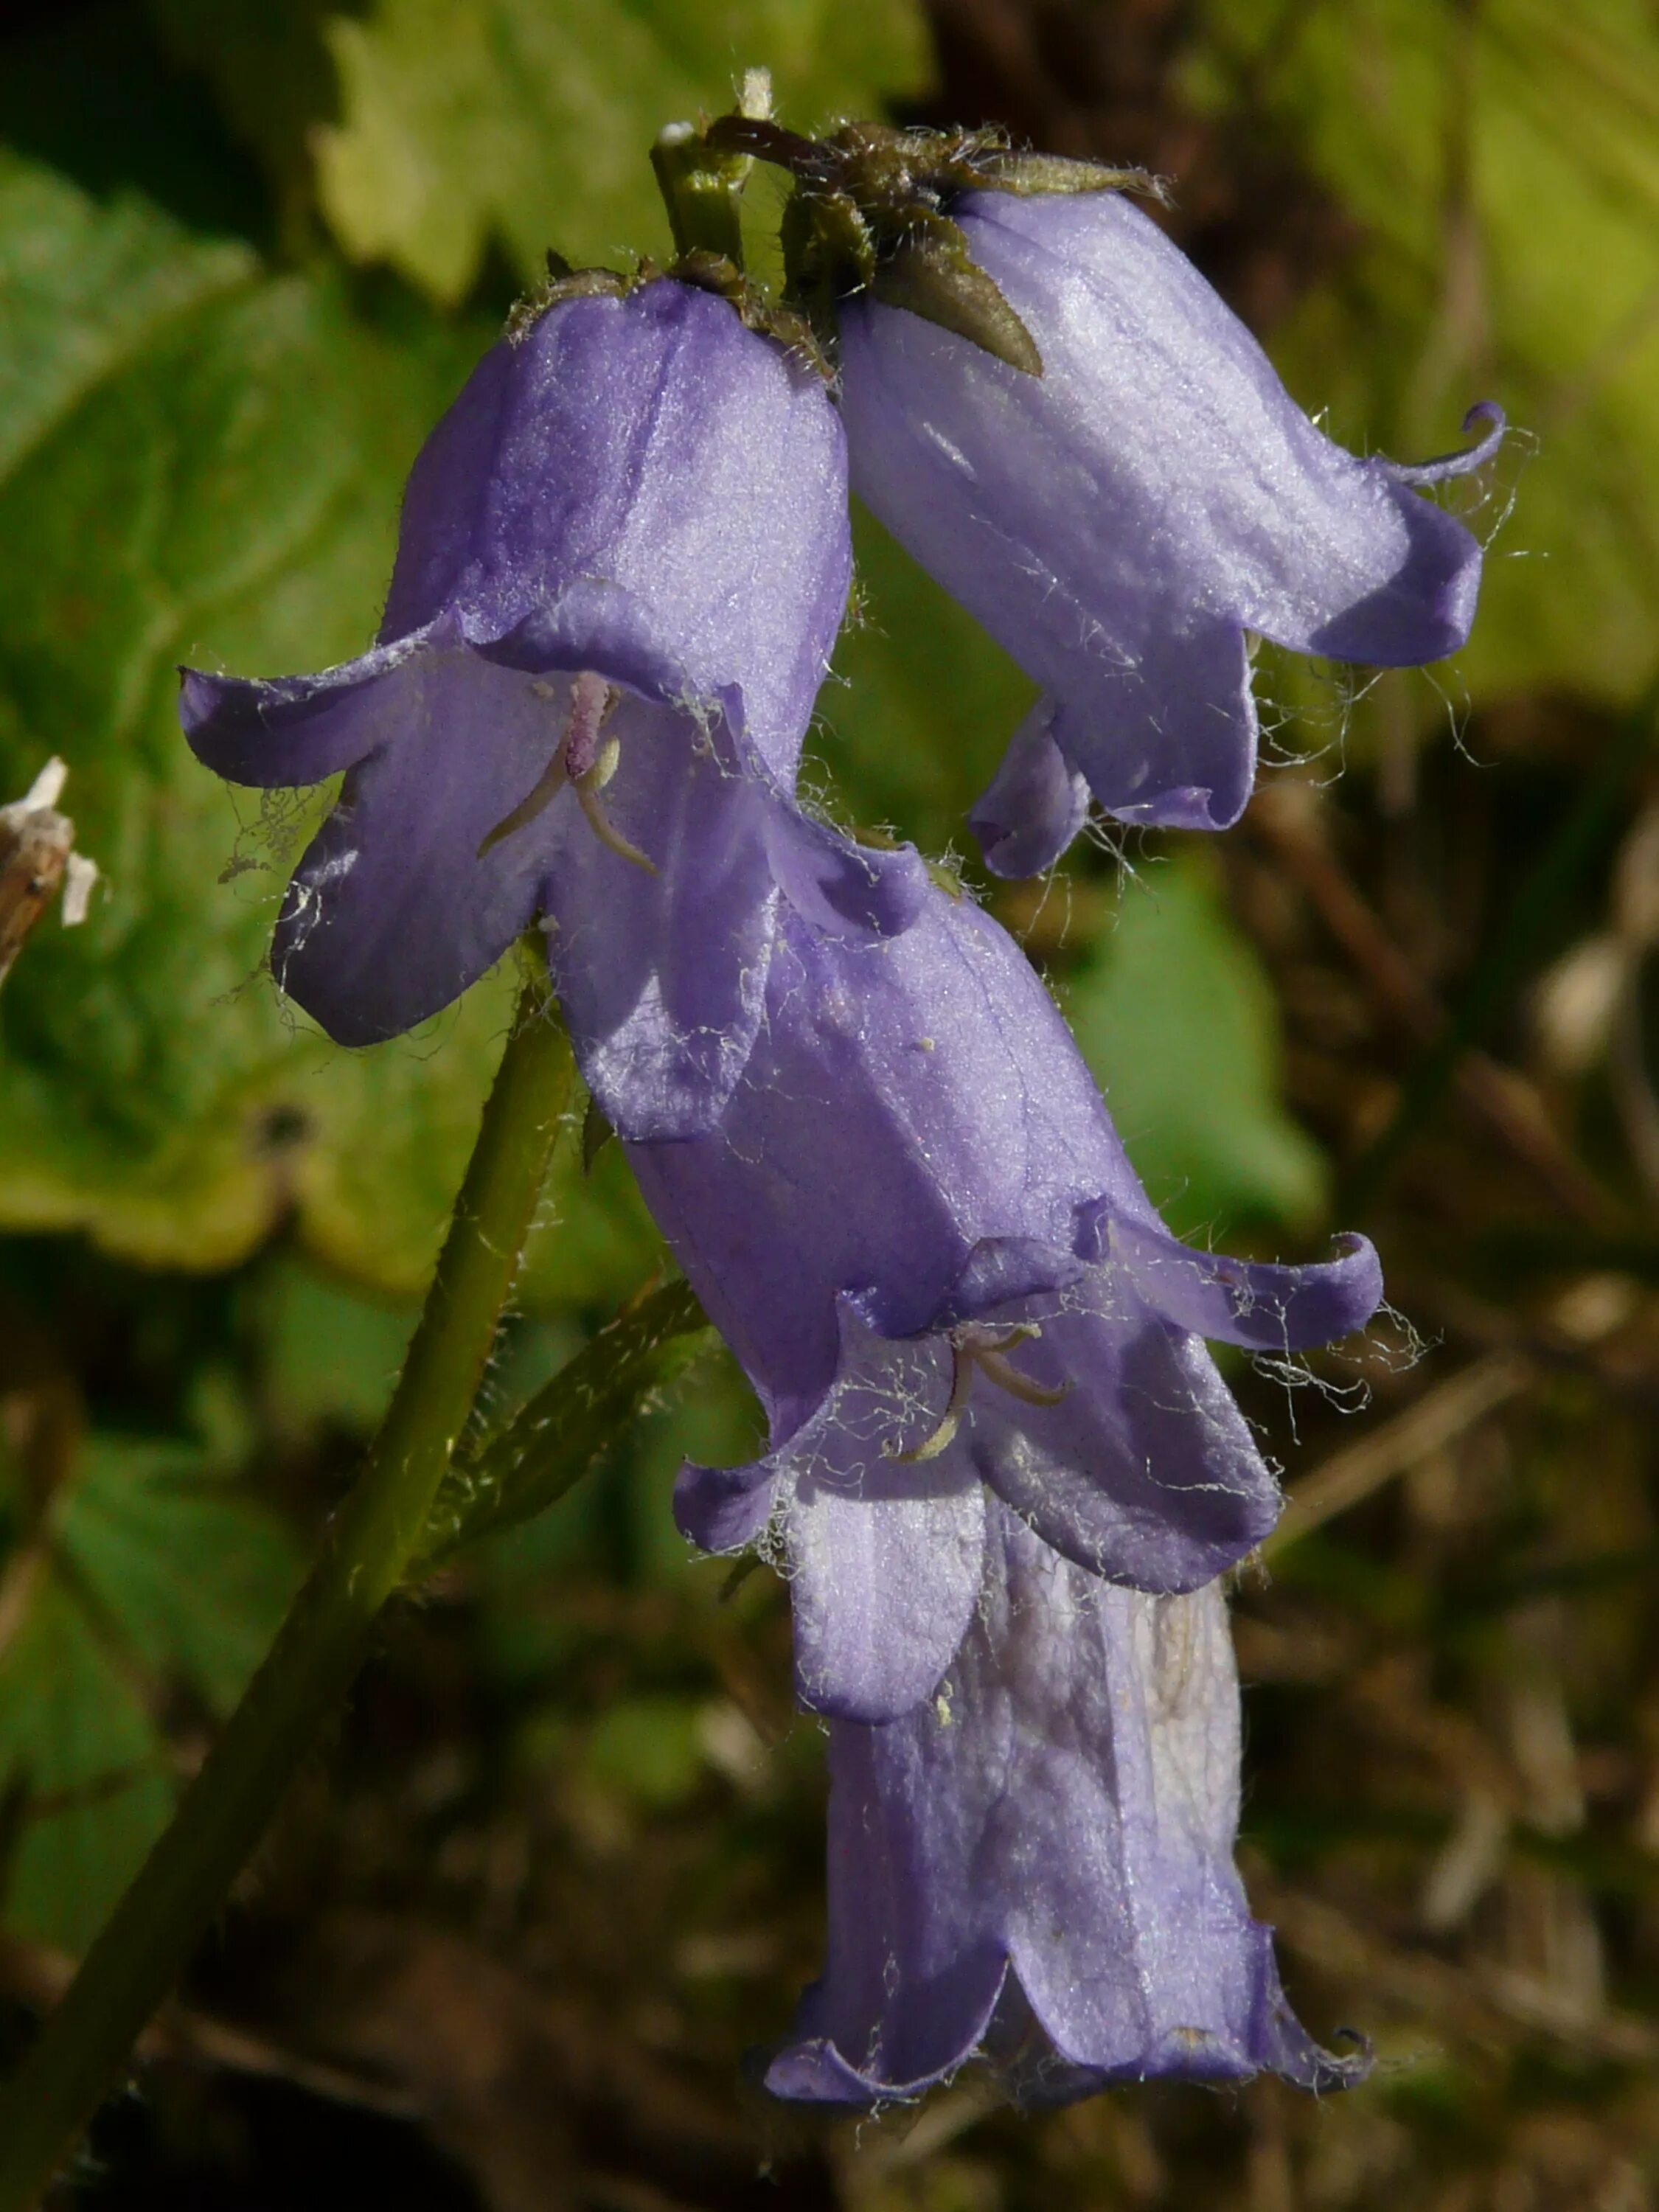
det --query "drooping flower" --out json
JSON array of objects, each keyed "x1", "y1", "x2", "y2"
[
  {"x1": 836, "y1": 186, "x2": 1503, "y2": 865},
  {"x1": 628, "y1": 880, "x2": 1381, "y2": 1725},
  {"x1": 181, "y1": 276, "x2": 925, "y2": 1139},
  {"x1": 766, "y1": 1496, "x2": 1363, "y2": 2106}
]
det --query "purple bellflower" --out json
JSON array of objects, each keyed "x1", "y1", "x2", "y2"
[
  {"x1": 628, "y1": 881, "x2": 1382, "y2": 1728},
  {"x1": 837, "y1": 187, "x2": 1504, "y2": 866},
  {"x1": 767, "y1": 1498, "x2": 1361, "y2": 2105},
  {"x1": 182, "y1": 278, "x2": 926, "y2": 1139}
]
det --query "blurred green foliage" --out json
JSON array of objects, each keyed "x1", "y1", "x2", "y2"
[
  {"x1": 161, "y1": 0, "x2": 931, "y2": 299},
  {"x1": 1, "y1": 0, "x2": 1658, "y2": 2203},
  {"x1": 1062, "y1": 850, "x2": 1329, "y2": 1236}
]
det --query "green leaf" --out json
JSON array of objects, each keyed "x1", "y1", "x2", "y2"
[
  {"x1": 310, "y1": 0, "x2": 934, "y2": 302},
  {"x1": 0, "y1": 1435, "x2": 301, "y2": 1950},
  {"x1": 1061, "y1": 849, "x2": 1328, "y2": 1238},
  {"x1": 59, "y1": 1438, "x2": 303, "y2": 1713},
  {"x1": 0, "y1": 151, "x2": 253, "y2": 483},
  {"x1": 0, "y1": 1579, "x2": 172, "y2": 1955},
  {"x1": 0, "y1": 150, "x2": 653, "y2": 1302},
  {"x1": 250, "y1": 1255, "x2": 417, "y2": 1441},
  {"x1": 418, "y1": 1279, "x2": 715, "y2": 1567}
]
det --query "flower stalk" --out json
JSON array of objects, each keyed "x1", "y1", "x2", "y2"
[{"x1": 0, "y1": 953, "x2": 574, "y2": 2211}]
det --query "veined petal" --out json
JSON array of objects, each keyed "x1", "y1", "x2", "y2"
[
  {"x1": 960, "y1": 191, "x2": 1494, "y2": 674},
  {"x1": 1047, "y1": 613, "x2": 1257, "y2": 832},
  {"x1": 839, "y1": 185, "x2": 1496, "y2": 866},
  {"x1": 1290, "y1": 485, "x2": 1484, "y2": 665},
  {"x1": 382, "y1": 281, "x2": 851, "y2": 771},
  {"x1": 771, "y1": 1311, "x2": 987, "y2": 1723},
  {"x1": 995, "y1": 1552, "x2": 1358, "y2": 2089},
  {"x1": 672, "y1": 1453, "x2": 776, "y2": 1554},
  {"x1": 760, "y1": 799, "x2": 931, "y2": 939},
  {"x1": 537, "y1": 693, "x2": 777, "y2": 1141},
  {"x1": 766, "y1": 1686, "x2": 1008, "y2": 2101},
  {"x1": 474, "y1": 578, "x2": 710, "y2": 704},
  {"x1": 768, "y1": 1505, "x2": 1360, "y2": 2107},
  {"x1": 1383, "y1": 401, "x2": 1508, "y2": 487},
  {"x1": 183, "y1": 276, "x2": 857, "y2": 1102},
  {"x1": 786, "y1": 1464, "x2": 986, "y2": 1725},
  {"x1": 625, "y1": 892, "x2": 1121, "y2": 1419}
]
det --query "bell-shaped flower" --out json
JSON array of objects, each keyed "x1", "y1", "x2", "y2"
[
  {"x1": 182, "y1": 277, "x2": 926, "y2": 1138},
  {"x1": 766, "y1": 1498, "x2": 1363, "y2": 2105},
  {"x1": 836, "y1": 187, "x2": 1503, "y2": 865},
  {"x1": 628, "y1": 881, "x2": 1380, "y2": 1725}
]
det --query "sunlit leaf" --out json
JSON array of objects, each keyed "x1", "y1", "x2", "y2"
[{"x1": 1192, "y1": 0, "x2": 1659, "y2": 706}]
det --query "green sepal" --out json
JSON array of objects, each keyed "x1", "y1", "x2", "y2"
[
  {"x1": 413, "y1": 1279, "x2": 715, "y2": 1570},
  {"x1": 506, "y1": 260, "x2": 629, "y2": 341},
  {"x1": 667, "y1": 248, "x2": 830, "y2": 376},
  {"x1": 871, "y1": 220, "x2": 1043, "y2": 378},
  {"x1": 970, "y1": 152, "x2": 1164, "y2": 201},
  {"x1": 707, "y1": 111, "x2": 1156, "y2": 377}
]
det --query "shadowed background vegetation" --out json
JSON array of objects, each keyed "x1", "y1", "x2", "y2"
[{"x1": 2, "y1": 0, "x2": 1658, "y2": 2204}]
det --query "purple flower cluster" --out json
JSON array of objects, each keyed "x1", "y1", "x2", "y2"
[
  {"x1": 630, "y1": 883, "x2": 1378, "y2": 2097},
  {"x1": 183, "y1": 164, "x2": 1498, "y2": 2110}
]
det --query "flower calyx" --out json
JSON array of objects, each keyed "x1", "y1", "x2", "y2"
[
  {"x1": 650, "y1": 67, "x2": 774, "y2": 268},
  {"x1": 506, "y1": 253, "x2": 632, "y2": 342},
  {"x1": 706, "y1": 116, "x2": 1158, "y2": 376},
  {"x1": 508, "y1": 240, "x2": 827, "y2": 378},
  {"x1": 663, "y1": 249, "x2": 829, "y2": 378}
]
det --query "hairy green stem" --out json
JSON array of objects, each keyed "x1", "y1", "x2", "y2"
[
  {"x1": 0, "y1": 961, "x2": 573, "y2": 2209},
  {"x1": 651, "y1": 125, "x2": 750, "y2": 267}
]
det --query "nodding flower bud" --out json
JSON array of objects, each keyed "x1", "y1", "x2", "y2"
[
  {"x1": 837, "y1": 185, "x2": 1503, "y2": 863},
  {"x1": 181, "y1": 277, "x2": 927, "y2": 1140},
  {"x1": 768, "y1": 1503, "x2": 1368, "y2": 2107}
]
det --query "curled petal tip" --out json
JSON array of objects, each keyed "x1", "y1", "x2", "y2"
[
  {"x1": 968, "y1": 698, "x2": 1090, "y2": 880},
  {"x1": 672, "y1": 1455, "x2": 775, "y2": 1553},
  {"x1": 1385, "y1": 399, "x2": 1507, "y2": 486}
]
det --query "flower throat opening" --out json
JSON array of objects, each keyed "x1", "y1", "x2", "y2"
[{"x1": 478, "y1": 671, "x2": 658, "y2": 876}]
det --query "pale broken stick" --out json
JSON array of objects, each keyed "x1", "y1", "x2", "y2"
[{"x1": 0, "y1": 758, "x2": 99, "y2": 990}]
